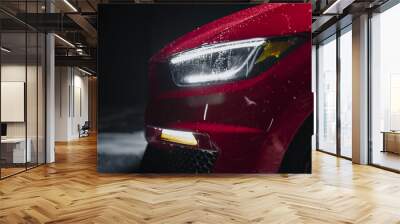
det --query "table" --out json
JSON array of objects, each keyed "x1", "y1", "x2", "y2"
[
  {"x1": 382, "y1": 131, "x2": 400, "y2": 154},
  {"x1": 1, "y1": 138, "x2": 32, "y2": 164}
]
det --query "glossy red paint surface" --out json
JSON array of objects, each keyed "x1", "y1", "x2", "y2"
[{"x1": 145, "y1": 3, "x2": 312, "y2": 173}]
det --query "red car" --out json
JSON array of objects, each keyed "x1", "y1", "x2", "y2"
[{"x1": 143, "y1": 3, "x2": 312, "y2": 173}]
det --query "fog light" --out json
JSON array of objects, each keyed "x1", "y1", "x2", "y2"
[
  {"x1": 146, "y1": 126, "x2": 214, "y2": 150},
  {"x1": 160, "y1": 129, "x2": 198, "y2": 146}
]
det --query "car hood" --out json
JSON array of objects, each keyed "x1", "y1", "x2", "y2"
[{"x1": 150, "y1": 3, "x2": 311, "y2": 63}]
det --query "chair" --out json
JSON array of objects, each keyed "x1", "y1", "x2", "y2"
[{"x1": 78, "y1": 121, "x2": 90, "y2": 138}]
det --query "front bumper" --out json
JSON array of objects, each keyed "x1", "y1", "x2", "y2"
[{"x1": 140, "y1": 144, "x2": 219, "y2": 173}]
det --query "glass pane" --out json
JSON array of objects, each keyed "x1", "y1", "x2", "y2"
[
  {"x1": 38, "y1": 32, "x2": 45, "y2": 165},
  {"x1": 371, "y1": 5, "x2": 400, "y2": 171},
  {"x1": 312, "y1": 45, "x2": 317, "y2": 150},
  {"x1": 340, "y1": 29, "x2": 352, "y2": 158},
  {"x1": 26, "y1": 0, "x2": 38, "y2": 169},
  {"x1": 27, "y1": 31, "x2": 38, "y2": 169},
  {"x1": 318, "y1": 36, "x2": 337, "y2": 154},
  {"x1": 1, "y1": 32, "x2": 27, "y2": 177}
]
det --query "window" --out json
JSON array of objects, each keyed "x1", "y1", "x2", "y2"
[
  {"x1": 370, "y1": 3, "x2": 400, "y2": 171},
  {"x1": 0, "y1": 1, "x2": 46, "y2": 179},
  {"x1": 317, "y1": 36, "x2": 337, "y2": 154},
  {"x1": 339, "y1": 27, "x2": 352, "y2": 158}
]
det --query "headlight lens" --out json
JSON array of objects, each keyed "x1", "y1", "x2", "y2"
[{"x1": 169, "y1": 36, "x2": 302, "y2": 87}]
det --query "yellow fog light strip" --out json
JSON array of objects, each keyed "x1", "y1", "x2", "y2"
[
  {"x1": 160, "y1": 129, "x2": 198, "y2": 146},
  {"x1": 255, "y1": 40, "x2": 292, "y2": 64}
]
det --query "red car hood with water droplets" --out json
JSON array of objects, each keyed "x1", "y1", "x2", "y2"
[{"x1": 150, "y1": 3, "x2": 311, "y2": 62}]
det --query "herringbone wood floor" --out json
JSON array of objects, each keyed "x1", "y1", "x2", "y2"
[{"x1": 1, "y1": 135, "x2": 400, "y2": 224}]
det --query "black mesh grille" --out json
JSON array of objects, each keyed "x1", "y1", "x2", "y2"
[{"x1": 140, "y1": 144, "x2": 219, "y2": 173}]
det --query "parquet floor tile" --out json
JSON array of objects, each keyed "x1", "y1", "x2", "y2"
[{"x1": 1, "y1": 135, "x2": 400, "y2": 223}]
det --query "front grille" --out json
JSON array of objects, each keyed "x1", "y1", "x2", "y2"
[{"x1": 140, "y1": 144, "x2": 219, "y2": 173}]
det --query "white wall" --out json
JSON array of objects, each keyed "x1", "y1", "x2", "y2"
[
  {"x1": 1, "y1": 82, "x2": 25, "y2": 122},
  {"x1": 55, "y1": 66, "x2": 70, "y2": 141},
  {"x1": 1, "y1": 65, "x2": 27, "y2": 141},
  {"x1": 55, "y1": 67, "x2": 89, "y2": 141},
  {"x1": 72, "y1": 73, "x2": 89, "y2": 137},
  {"x1": 1, "y1": 64, "x2": 39, "y2": 137}
]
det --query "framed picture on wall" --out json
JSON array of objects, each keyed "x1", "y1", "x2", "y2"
[{"x1": 98, "y1": 3, "x2": 313, "y2": 174}]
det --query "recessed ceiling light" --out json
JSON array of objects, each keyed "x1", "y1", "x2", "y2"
[
  {"x1": 54, "y1": 34, "x2": 75, "y2": 48},
  {"x1": 63, "y1": 0, "x2": 78, "y2": 12},
  {"x1": 1, "y1": 47, "x2": 11, "y2": 53},
  {"x1": 77, "y1": 67, "x2": 93, "y2": 76}
]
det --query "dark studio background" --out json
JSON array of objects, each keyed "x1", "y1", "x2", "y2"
[{"x1": 97, "y1": 4, "x2": 252, "y2": 172}]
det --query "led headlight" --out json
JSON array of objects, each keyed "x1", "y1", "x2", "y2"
[{"x1": 169, "y1": 36, "x2": 302, "y2": 87}]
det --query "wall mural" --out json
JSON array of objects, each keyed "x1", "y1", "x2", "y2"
[{"x1": 98, "y1": 3, "x2": 312, "y2": 173}]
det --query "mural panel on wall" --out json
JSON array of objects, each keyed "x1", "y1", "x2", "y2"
[{"x1": 98, "y1": 3, "x2": 312, "y2": 173}]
